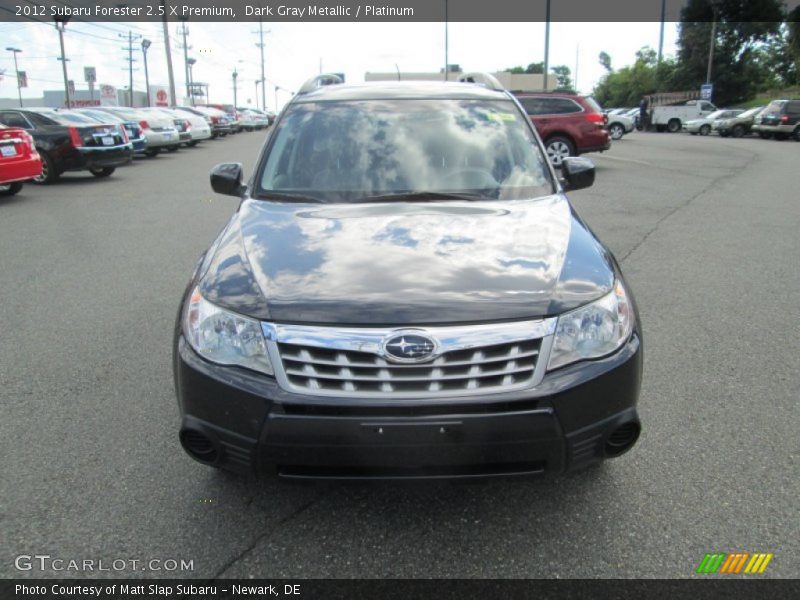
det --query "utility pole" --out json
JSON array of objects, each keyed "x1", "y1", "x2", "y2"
[
  {"x1": 161, "y1": 0, "x2": 176, "y2": 106},
  {"x1": 120, "y1": 30, "x2": 142, "y2": 106},
  {"x1": 232, "y1": 67, "x2": 238, "y2": 109},
  {"x1": 543, "y1": 0, "x2": 551, "y2": 90},
  {"x1": 54, "y1": 17, "x2": 71, "y2": 108},
  {"x1": 141, "y1": 39, "x2": 151, "y2": 106},
  {"x1": 706, "y1": 11, "x2": 717, "y2": 84},
  {"x1": 574, "y1": 44, "x2": 579, "y2": 94},
  {"x1": 256, "y1": 20, "x2": 268, "y2": 114},
  {"x1": 177, "y1": 19, "x2": 191, "y2": 103},
  {"x1": 657, "y1": 0, "x2": 666, "y2": 65},
  {"x1": 444, "y1": 0, "x2": 448, "y2": 81},
  {"x1": 254, "y1": 80, "x2": 260, "y2": 110},
  {"x1": 5, "y1": 47, "x2": 23, "y2": 107}
]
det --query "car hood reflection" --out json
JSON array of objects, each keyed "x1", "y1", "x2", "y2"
[{"x1": 200, "y1": 195, "x2": 615, "y2": 325}]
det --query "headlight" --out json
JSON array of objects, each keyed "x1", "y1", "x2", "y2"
[
  {"x1": 547, "y1": 280, "x2": 634, "y2": 371},
  {"x1": 183, "y1": 287, "x2": 274, "y2": 376}
]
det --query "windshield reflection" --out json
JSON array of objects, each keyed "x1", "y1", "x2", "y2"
[{"x1": 258, "y1": 99, "x2": 553, "y2": 203}]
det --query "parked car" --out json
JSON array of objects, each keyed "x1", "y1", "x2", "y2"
[
  {"x1": 74, "y1": 107, "x2": 147, "y2": 155},
  {"x1": 513, "y1": 91, "x2": 611, "y2": 166},
  {"x1": 0, "y1": 108, "x2": 132, "y2": 184},
  {"x1": 157, "y1": 108, "x2": 212, "y2": 145},
  {"x1": 683, "y1": 109, "x2": 743, "y2": 135},
  {"x1": 605, "y1": 111, "x2": 635, "y2": 140},
  {"x1": 752, "y1": 99, "x2": 800, "y2": 141},
  {"x1": 650, "y1": 99, "x2": 717, "y2": 132},
  {"x1": 140, "y1": 108, "x2": 191, "y2": 149},
  {"x1": 198, "y1": 103, "x2": 241, "y2": 132},
  {"x1": 0, "y1": 124, "x2": 42, "y2": 196},
  {"x1": 174, "y1": 74, "x2": 643, "y2": 479},
  {"x1": 237, "y1": 108, "x2": 269, "y2": 131},
  {"x1": 93, "y1": 106, "x2": 181, "y2": 157},
  {"x1": 177, "y1": 106, "x2": 232, "y2": 138},
  {"x1": 716, "y1": 107, "x2": 765, "y2": 138}
]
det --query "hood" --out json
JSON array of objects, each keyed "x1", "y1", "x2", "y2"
[{"x1": 199, "y1": 196, "x2": 615, "y2": 325}]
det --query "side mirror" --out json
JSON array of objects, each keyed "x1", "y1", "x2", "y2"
[
  {"x1": 210, "y1": 162, "x2": 245, "y2": 197},
  {"x1": 560, "y1": 157, "x2": 595, "y2": 192}
]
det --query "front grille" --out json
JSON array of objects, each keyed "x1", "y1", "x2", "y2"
[{"x1": 277, "y1": 338, "x2": 542, "y2": 397}]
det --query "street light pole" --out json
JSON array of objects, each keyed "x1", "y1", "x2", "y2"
[
  {"x1": 5, "y1": 47, "x2": 23, "y2": 107},
  {"x1": 543, "y1": 0, "x2": 551, "y2": 90},
  {"x1": 187, "y1": 57, "x2": 196, "y2": 106},
  {"x1": 141, "y1": 39, "x2": 151, "y2": 106},
  {"x1": 232, "y1": 67, "x2": 238, "y2": 109}
]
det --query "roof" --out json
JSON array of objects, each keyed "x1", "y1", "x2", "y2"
[{"x1": 293, "y1": 81, "x2": 510, "y2": 103}]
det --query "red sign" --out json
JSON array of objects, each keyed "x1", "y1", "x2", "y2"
[{"x1": 156, "y1": 89, "x2": 168, "y2": 106}]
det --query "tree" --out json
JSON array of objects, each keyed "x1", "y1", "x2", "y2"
[
  {"x1": 593, "y1": 46, "x2": 679, "y2": 107},
  {"x1": 551, "y1": 65, "x2": 573, "y2": 90},
  {"x1": 674, "y1": 0, "x2": 786, "y2": 105},
  {"x1": 599, "y1": 51, "x2": 613, "y2": 72},
  {"x1": 504, "y1": 62, "x2": 544, "y2": 74}
]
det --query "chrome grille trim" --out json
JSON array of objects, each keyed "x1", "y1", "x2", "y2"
[{"x1": 263, "y1": 319, "x2": 556, "y2": 399}]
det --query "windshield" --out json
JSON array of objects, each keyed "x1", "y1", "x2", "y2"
[
  {"x1": 257, "y1": 98, "x2": 553, "y2": 203},
  {"x1": 706, "y1": 110, "x2": 727, "y2": 120}
]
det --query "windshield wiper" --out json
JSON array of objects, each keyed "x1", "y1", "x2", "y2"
[
  {"x1": 255, "y1": 191, "x2": 328, "y2": 203},
  {"x1": 356, "y1": 191, "x2": 491, "y2": 203}
]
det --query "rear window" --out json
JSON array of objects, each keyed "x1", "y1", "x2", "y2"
[
  {"x1": 258, "y1": 98, "x2": 554, "y2": 203},
  {"x1": 519, "y1": 96, "x2": 582, "y2": 115},
  {"x1": 583, "y1": 96, "x2": 604, "y2": 114},
  {"x1": 764, "y1": 100, "x2": 786, "y2": 116},
  {"x1": 35, "y1": 111, "x2": 99, "y2": 126}
]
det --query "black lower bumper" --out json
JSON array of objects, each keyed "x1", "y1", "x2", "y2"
[
  {"x1": 174, "y1": 333, "x2": 642, "y2": 480},
  {"x1": 61, "y1": 146, "x2": 133, "y2": 172}
]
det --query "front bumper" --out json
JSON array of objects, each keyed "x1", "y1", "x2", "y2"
[{"x1": 174, "y1": 330, "x2": 642, "y2": 479}]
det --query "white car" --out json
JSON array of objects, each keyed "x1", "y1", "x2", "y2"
[
  {"x1": 94, "y1": 106, "x2": 180, "y2": 157},
  {"x1": 683, "y1": 109, "x2": 744, "y2": 136},
  {"x1": 606, "y1": 112, "x2": 635, "y2": 140},
  {"x1": 145, "y1": 108, "x2": 212, "y2": 145}
]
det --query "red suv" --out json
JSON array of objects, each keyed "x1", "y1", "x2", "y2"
[{"x1": 514, "y1": 92, "x2": 610, "y2": 166}]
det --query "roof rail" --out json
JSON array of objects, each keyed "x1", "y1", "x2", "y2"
[
  {"x1": 298, "y1": 73, "x2": 344, "y2": 94},
  {"x1": 457, "y1": 72, "x2": 505, "y2": 92}
]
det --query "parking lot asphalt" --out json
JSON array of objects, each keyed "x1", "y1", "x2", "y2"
[{"x1": 1, "y1": 130, "x2": 798, "y2": 579}]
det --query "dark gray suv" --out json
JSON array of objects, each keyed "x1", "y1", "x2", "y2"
[
  {"x1": 173, "y1": 74, "x2": 642, "y2": 480},
  {"x1": 752, "y1": 99, "x2": 800, "y2": 140}
]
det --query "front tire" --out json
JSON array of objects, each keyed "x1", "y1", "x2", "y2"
[
  {"x1": 667, "y1": 119, "x2": 682, "y2": 133},
  {"x1": 0, "y1": 181, "x2": 24, "y2": 197},
  {"x1": 144, "y1": 148, "x2": 159, "y2": 157},
  {"x1": 89, "y1": 167, "x2": 115, "y2": 178},
  {"x1": 731, "y1": 125, "x2": 745, "y2": 138},
  {"x1": 545, "y1": 136, "x2": 575, "y2": 167},
  {"x1": 699, "y1": 124, "x2": 711, "y2": 136},
  {"x1": 33, "y1": 151, "x2": 59, "y2": 185},
  {"x1": 609, "y1": 123, "x2": 625, "y2": 140}
]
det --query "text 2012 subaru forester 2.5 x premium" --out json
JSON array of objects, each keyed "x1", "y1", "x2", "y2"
[{"x1": 173, "y1": 74, "x2": 643, "y2": 480}]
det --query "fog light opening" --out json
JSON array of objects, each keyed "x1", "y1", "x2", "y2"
[
  {"x1": 180, "y1": 428, "x2": 219, "y2": 463},
  {"x1": 604, "y1": 421, "x2": 640, "y2": 457}
]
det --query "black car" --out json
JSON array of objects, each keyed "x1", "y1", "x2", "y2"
[
  {"x1": 173, "y1": 74, "x2": 643, "y2": 480},
  {"x1": 0, "y1": 108, "x2": 133, "y2": 184}
]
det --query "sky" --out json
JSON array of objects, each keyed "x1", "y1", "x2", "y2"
[{"x1": 0, "y1": 21, "x2": 679, "y2": 110}]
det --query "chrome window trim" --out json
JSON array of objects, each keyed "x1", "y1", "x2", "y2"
[{"x1": 262, "y1": 319, "x2": 557, "y2": 399}]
